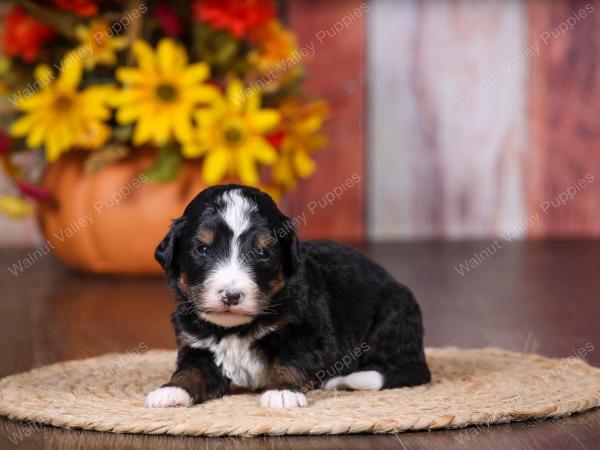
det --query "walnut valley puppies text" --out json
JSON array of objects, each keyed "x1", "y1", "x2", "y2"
[
  {"x1": 454, "y1": 173, "x2": 594, "y2": 276},
  {"x1": 7, "y1": 174, "x2": 147, "y2": 276}
]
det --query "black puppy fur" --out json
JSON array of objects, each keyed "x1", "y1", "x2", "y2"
[{"x1": 149, "y1": 184, "x2": 430, "y2": 408}]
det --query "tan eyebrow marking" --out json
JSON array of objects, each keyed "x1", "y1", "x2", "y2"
[
  {"x1": 257, "y1": 232, "x2": 274, "y2": 249},
  {"x1": 268, "y1": 266, "x2": 285, "y2": 295},
  {"x1": 178, "y1": 273, "x2": 192, "y2": 298},
  {"x1": 197, "y1": 228, "x2": 215, "y2": 245}
]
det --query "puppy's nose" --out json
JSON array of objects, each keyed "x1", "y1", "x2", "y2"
[{"x1": 221, "y1": 289, "x2": 241, "y2": 306}]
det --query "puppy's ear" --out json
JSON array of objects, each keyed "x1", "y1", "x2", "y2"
[
  {"x1": 155, "y1": 217, "x2": 186, "y2": 272},
  {"x1": 281, "y1": 220, "x2": 302, "y2": 277}
]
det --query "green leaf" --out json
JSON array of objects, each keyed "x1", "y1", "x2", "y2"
[{"x1": 144, "y1": 145, "x2": 182, "y2": 182}]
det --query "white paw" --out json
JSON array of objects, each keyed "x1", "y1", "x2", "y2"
[
  {"x1": 323, "y1": 376, "x2": 345, "y2": 390},
  {"x1": 322, "y1": 371, "x2": 384, "y2": 391},
  {"x1": 260, "y1": 390, "x2": 307, "y2": 409},
  {"x1": 145, "y1": 386, "x2": 193, "y2": 408}
]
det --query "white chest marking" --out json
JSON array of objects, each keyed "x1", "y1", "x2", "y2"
[{"x1": 184, "y1": 332, "x2": 269, "y2": 390}]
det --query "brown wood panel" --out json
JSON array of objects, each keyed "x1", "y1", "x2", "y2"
[
  {"x1": 528, "y1": 0, "x2": 600, "y2": 237},
  {"x1": 284, "y1": 0, "x2": 366, "y2": 242}
]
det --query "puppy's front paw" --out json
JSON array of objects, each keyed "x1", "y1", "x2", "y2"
[
  {"x1": 260, "y1": 390, "x2": 307, "y2": 409},
  {"x1": 145, "y1": 386, "x2": 193, "y2": 408}
]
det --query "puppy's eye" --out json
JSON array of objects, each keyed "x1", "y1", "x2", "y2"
[
  {"x1": 255, "y1": 247, "x2": 270, "y2": 259},
  {"x1": 197, "y1": 244, "x2": 210, "y2": 256}
]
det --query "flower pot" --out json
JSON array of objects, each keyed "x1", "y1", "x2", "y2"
[{"x1": 37, "y1": 148, "x2": 207, "y2": 276}]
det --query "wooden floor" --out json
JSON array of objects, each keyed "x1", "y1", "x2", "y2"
[{"x1": 0, "y1": 241, "x2": 599, "y2": 449}]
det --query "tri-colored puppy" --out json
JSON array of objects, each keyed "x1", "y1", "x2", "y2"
[{"x1": 146, "y1": 185, "x2": 430, "y2": 409}]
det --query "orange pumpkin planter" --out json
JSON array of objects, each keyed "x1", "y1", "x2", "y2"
[{"x1": 38, "y1": 149, "x2": 207, "y2": 276}]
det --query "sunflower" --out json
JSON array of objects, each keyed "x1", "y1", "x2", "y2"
[
  {"x1": 10, "y1": 53, "x2": 113, "y2": 162},
  {"x1": 113, "y1": 39, "x2": 218, "y2": 147},
  {"x1": 273, "y1": 99, "x2": 329, "y2": 190},
  {"x1": 183, "y1": 78, "x2": 280, "y2": 185},
  {"x1": 75, "y1": 19, "x2": 128, "y2": 70}
]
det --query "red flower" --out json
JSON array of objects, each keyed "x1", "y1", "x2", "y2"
[
  {"x1": 17, "y1": 181, "x2": 52, "y2": 202},
  {"x1": 2, "y1": 7, "x2": 55, "y2": 63},
  {"x1": 153, "y1": 4, "x2": 183, "y2": 37},
  {"x1": 193, "y1": 0, "x2": 275, "y2": 37},
  {"x1": 266, "y1": 131, "x2": 285, "y2": 149},
  {"x1": 53, "y1": 0, "x2": 98, "y2": 17}
]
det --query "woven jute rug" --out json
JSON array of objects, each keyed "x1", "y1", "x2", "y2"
[{"x1": 0, "y1": 347, "x2": 599, "y2": 437}]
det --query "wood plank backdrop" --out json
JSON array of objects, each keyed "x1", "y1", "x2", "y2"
[
  {"x1": 368, "y1": 0, "x2": 600, "y2": 240},
  {"x1": 368, "y1": 0, "x2": 528, "y2": 240},
  {"x1": 527, "y1": 0, "x2": 600, "y2": 237},
  {"x1": 284, "y1": 0, "x2": 366, "y2": 242}
]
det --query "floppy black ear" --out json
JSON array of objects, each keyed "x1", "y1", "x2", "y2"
[
  {"x1": 282, "y1": 220, "x2": 302, "y2": 277},
  {"x1": 155, "y1": 217, "x2": 186, "y2": 272}
]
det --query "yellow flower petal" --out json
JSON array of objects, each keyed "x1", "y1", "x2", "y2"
[
  {"x1": 0, "y1": 196, "x2": 34, "y2": 219},
  {"x1": 248, "y1": 109, "x2": 280, "y2": 133},
  {"x1": 157, "y1": 39, "x2": 187, "y2": 75},
  {"x1": 182, "y1": 139, "x2": 209, "y2": 158},
  {"x1": 153, "y1": 111, "x2": 172, "y2": 145},
  {"x1": 203, "y1": 148, "x2": 230, "y2": 184},
  {"x1": 188, "y1": 85, "x2": 221, "y2": 104},
  {"x1": 173, "y1": 116, "x2": 193, "y2": 144},
  {"x1": 116, "y1": 105, "x2": 142, "y2": 123},
  {"x1": 34, "y1": 65, "x2": 53, "y2": 86},
  {"x1": 183, "y1": 63, "x2": 210, "y2": 84},
  {"x1": 294, "y1": 150, "x2": 316, "y2": 178},
  {"x1": 226, "y1": 79, "x2": 246, "y2": 112},
  {"x1": 249, "y1": 137, "x2": 277, "y2": 164},
  {"x1": 116, "y1": 68, "x2": 144, "y2": 85},
  {"x1": 132, "y1": 112, "x2": 155, "y2": 145},
  {"x1": 236, "y1": 154, "x2": 259, "y2": 185},
  {"x1": 132, "y1": 40, "x2": 156, "y2": 72},
  {"x1": 25, "y1": 119, "x2": 49, "y2": 149},
  {"x1": 10, "y1": 114, "x2": 38, "y2": 137},
  {"x1": 55, "y1": 53, "x2": 83, "y2": 91}
]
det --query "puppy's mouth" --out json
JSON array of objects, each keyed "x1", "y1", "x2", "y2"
[{"x1": 199, "y1": 307, "x2": 256, "y2": 328}]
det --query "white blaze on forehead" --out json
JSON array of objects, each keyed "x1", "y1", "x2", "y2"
[
  {"x1": 219, "y1": 189, "x2": 256, "y2": 271},
  {"x1": 220, "y1": 189, "x2": 256, "y2": 238},
  {"x1": 201, "y1": 189, "x2": 259, "y2": 320}
]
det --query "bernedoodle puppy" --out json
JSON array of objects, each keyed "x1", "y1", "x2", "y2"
[{"x1": 146, "y1": 184, "x2": 430, "y2": 409}]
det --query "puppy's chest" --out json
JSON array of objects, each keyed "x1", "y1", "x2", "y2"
[{"x1": 188, "y1": 333, "x2": 269, "y2": 390}]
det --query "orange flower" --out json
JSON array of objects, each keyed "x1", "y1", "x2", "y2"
[
  {"x1": 53, "y1": 0, "x2": 98, "y2": 17},
  {"x1": 2, "y1": 7, "x2": 55, "y2": 63},
  {"x1": 192, "y1": 0, "x2": 274, "y2": 37},
  {"x1": 272, "y1": 99, "x2": 330, "y2": 190},
  {"x1": 250, "y1": 20, "x2": 298, "y2": 73}
]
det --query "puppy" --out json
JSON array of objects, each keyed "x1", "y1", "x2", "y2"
[{"x1": 146, "y1": 184, "x2": 430, "y2": 409}]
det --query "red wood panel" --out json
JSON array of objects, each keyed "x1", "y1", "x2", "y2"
[
  {"x1": 285, "y1": 0, "x2": 366, "y2": 242},
  {"x1": 527, "y1": 0, "x2": 600, "y2": 237}
]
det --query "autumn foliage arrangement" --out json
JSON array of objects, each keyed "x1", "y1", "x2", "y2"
[{"x1": 0, "y1": 0, "x2": 329, "y2": 218}]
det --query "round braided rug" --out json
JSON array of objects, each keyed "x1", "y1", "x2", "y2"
[{"x1": 0, "y1": 347, "x2": 599, "y2": 437}]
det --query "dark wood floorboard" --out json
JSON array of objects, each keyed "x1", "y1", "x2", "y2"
[{"x1": 0, "y1": 240, "x2": 599, "y2": 449}]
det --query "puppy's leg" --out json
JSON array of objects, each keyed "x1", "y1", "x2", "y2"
[
  {"x1": 325, "y1": 283, "x2": 430, "y2": 392},
  {"x1": 260, "y1": 362, "x2": 309, "y2": 409},
  {"x1": 362, "y1": 283, "x2": 431, "y2": 388},
  {"x1": 146, "y1": 346, "x2": 229, "y2": 408}
]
